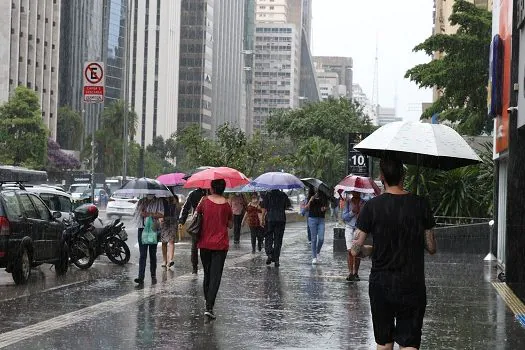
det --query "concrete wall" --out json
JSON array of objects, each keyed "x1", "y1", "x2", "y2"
[{"x1": 434, "y1": 222, "x2": 491, "y2": 254}]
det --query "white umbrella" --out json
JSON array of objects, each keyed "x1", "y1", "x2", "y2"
[{"x1": 354, "y1": 121, "x2": 481, "y2": 170}]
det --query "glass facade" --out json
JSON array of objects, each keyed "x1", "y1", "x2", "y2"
[
  {"x1": 178, "y1": 0, "x2": 214, "y2": 135},
  {"x1": 103, "y1": 0, "x2": 128, "y2": 104}
]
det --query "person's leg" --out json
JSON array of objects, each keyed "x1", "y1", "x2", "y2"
[
  {"x1": 307, "y1": 224, "x2": 311, "y2": 243},
  {"x1": 161, "y1": 242, "x2": 167, "y2": 266},
  {"x1": 393, "y1": 288, "x2": 427, "y2": 350},
  {"x1": 137, "y1": 229, "x2": 147, "y2": 281},
  {"x1": 206, "y1": 250, "x2": 228, "y2": 311},
  {"x1": 200, "y1": 249, "x2": 212, "y2": 306},
  {"x1": 345, "y1": 226, "x2": 354, "y2": 277},
  {"x1": 148, "y1": 244, "x2": 157, "y2": 282},
  {"x1": 308, "y1": 217, "x2": 319, "y2": 260},
  {"x1": 264, "y1": 222, "x2": 274, "y2": 262},
  {"x1": 191, "y1": 234, "x2": 199, "y2": 273},
  {"x1": 168, "y1": 240, "x2": 175, "y2": 265},
  {"x1": 233, "y1": 215, "x2": 242, "y2": 243},
  {"x1": 354, "y1": 257, "x2": 361, "y2": 276},
  {"x1": 369, "y1": 282, "x2": 395, "y2": 350},
  {"x1": 257, "y1": 227, "x2": 264, "y2": 251},
  {"x1": 249, "y1": 226, "x2": 257, "y2": 252},
  {"x1": 316, "y1": 218, "x2": 325, "y2": 255},
  {"x1": 272, "y1": 222, "x2": 285, "y2": 265}
]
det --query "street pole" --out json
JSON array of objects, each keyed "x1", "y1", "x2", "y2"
[
  {"x1": 123, "y1": 1, "x2": 132, "y2": 182},
  {"x1": 91, "y1": 113, "x2": 95, "y2": 204}
]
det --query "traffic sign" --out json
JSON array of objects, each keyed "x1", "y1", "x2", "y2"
[
  {"x1": 83, "y1": 62, "x2": 105, "y2": 103},
  {"x1": 347, "y1": 133, "x2": 370, "y2": 176}
]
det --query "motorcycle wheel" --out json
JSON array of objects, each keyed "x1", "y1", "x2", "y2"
[
  {"x1": 71, "y1": 238, "x2": 96, "y2": 269},
  {"x1": 106, "y1": 237, "x2": 130, "y2": 265}
]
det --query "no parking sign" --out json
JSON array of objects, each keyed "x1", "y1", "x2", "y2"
[{"x1": 83, "y1": 62, "x2": 105, "y2": 103}]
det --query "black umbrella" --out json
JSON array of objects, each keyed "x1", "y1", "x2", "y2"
[
  {"x1": 301, "y1": 178, "x2": 333, "y2": 198},
  {"x1": 113, "y1": 177, "x2": 173, "y2": 198}
]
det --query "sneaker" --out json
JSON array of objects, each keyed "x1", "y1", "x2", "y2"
[
  {"x1": 266, "y1": 256, "x2": 273, "y2": 265},
  {"x1": 258, "y1": 245, "x2": 263, "y2": 252},
  {"x1": 204, "y1": 310, "x2": 216, "y2": 320},
  {"x1": 134, "y1": 278, "x2": 144, "y2": 285},
  {"x1": 354, "y1": 274, "x2": 360, "y2": 281},
  {"x1": 161, "y1": 262, "x2": 167, "y2": 268},
  {"x1": 192, "y1": 267, "x2": 198, "y2": 274},
  {"x1": 316, "y1": 253, "x2": 321, "y2": 262},
  {"x1": 346, "y1": 274, "x2": 355, "y2": 281},
  {"x1": 252, "y1": 249, "x2": 256, "y2": 254},
  {"x1": 168, "y1": 261, "x2": 175, "y2": 268},
  {"x1": 312, "y1": 258, "x2": 318, "y2": 265},
  {"x1": 152, "y1": 277, "x2": 157, "y2": 285},
  {"x1": 274, "y1": 261, "x2": 280, "y2": 267}
]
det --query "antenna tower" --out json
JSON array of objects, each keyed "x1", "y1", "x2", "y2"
[{"x1": 371, "y1": 39, "x2": 379, "y2": 114}]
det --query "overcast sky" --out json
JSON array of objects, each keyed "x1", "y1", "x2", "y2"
[{"x1": 311, "y1": 0, "x2": 435, "y2": 121}]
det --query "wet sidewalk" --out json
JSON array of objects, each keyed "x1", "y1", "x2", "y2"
[{"x1": 2, "y1": 221, "x2": 525, "y2": 349}]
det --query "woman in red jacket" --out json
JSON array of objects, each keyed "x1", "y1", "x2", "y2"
[{"x1": 196, "y1": 179, "x2": 233, "y2": 320}]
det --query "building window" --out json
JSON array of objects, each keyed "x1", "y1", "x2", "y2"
[
  {"x1": 50, "y1": 113, "x2": 53, "y2": 118},
  {"x1": 20, "y1": 6, "x2": 24, "y2": 12},
  {"x1": 43, "y1": 88, "x2": 46, "y2": 93},
  {"x1": 11, "y1": 28, "x2": 14, "y2": 34},
  {"x1": 51, "y1": 67, "x2": 55, "y2": 72},
  {"x1": 20, "y1": 31, "x2": 23, "y2": 37},
  {"x1": 28, "y1": 34, "x2": 32, "y2": 40},
  {"x1": 35, "y1": 85, "x2": 39, "y2": 91},
  {"x1": 42, "y1": 111, "x2": 45, "y2": 117},
  {"x1": 44, "y1": 64, "x2": 47, "y2": 70},
  {"x1": 27, "y1": 82, "x2": 31, "y2": 88},
  {"x1": 270, "y1": 6, "x2": 274, "y2": 10},
  {"x1": 37, "y1": 38, "x2": 40, "y2": 44},
  {"x1": 36, "y1": 61, "x2": 39, "y2": 67},
  {"x1": 27, "y1": 59, "x2": 31, "y2": 65},
  {"x1": 45, "y1": 18, "x2": 48, "y2": 23},
  {"x1": 9, "y1": 79, "x2": 13, "y2": 85},
  {"x1": 51, "y1": 44, "x2": 55, "y2": 50},
  {"x1": 52, "y1": 21, "x2": 56, "y2": 27},
  {"x1": 11, "y1": 2, "x2": 15, "y2": 9},
  {"x1": 37, "y1": 14, "x2": 40, "y2": 20},
  {"x1": 18, "y1": 56, "x2": 22, "y2": 62},
  {"x1": 44, "y1": 41, "x2": 47, "y2": 47},
  {"x1": 50, "y1": 90, "x2": 54, "y2": 95}
]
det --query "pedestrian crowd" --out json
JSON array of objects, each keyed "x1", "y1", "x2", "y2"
[{"x1": 131, "y1": 159, "x2": 437, "y2": 349}]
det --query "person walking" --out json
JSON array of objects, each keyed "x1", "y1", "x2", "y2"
[
  {"x1": 229, "y1": 193, "x2": 246, "y2": 245},
  {"x1": 342, "y1": 191, "x2": 365, "y2": 281},
  {"x1": 241, "y1": 193, "x2": 264, "y2": 253},
  {"x1": 300, "y1": 188, "x2": 314, "y2": 245},
  {"x1": 261, "y1": 189, "x2": 291, "y2": 267},
  {"x1": 179, "y1": 188, "x2": 207, "y2": 274},
  {"x1": 161, "y1": 194, "x2": 180, "y2": 269},
  {"x1": 196, "y1": 179, "x2": 233, "y2": 320},
  {"x1": 134, "y1": 195, "x2": 164, "y2": 286},
  {"x1": 351, "y1": 159, "x2": 436, "y2": 350},
  {"x1": 304, "y1": 189, "x2": 328, "y2": 265}
]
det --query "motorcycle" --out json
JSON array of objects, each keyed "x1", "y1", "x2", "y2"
[
  {"x1": 92, "y1": 217, "x2": 130, "y2": 265},
  {"x1": 63, "y1": 204, "x2": 98, "y2": 269}
]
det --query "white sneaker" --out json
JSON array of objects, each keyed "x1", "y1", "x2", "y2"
[
  {"x1": 316, "y1": 253, "x2": 321, "y2": 262},
  {"x1": 312, "y1": 258, "x2": 318, "y2": 265}
]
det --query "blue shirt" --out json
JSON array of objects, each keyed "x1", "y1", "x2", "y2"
[{"x1": 342, "y1": 199, "x2": 364, "y2": 228}]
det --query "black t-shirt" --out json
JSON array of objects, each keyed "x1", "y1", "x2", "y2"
[
  {"x1": 356, "y1": 193, "x2": 435, "y2": 287},
  {"x1": 261, "y1": 190, "x2": 291, "y2": 222},
  {"x1": 308, "y1": 195, "x2": 328, "y2": 218}
]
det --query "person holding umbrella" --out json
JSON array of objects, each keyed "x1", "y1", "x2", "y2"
[
  {"x1": 260, "y1": 189, "x2": 292, "y2": 267},
  {"x1": 351, "y1": 159, "x2": 436, "y2": 349},
  {"x1": 342, "y1": 191, "x2": 366, "y2": 281},
  {"x1": 179, "y1": 188, "x2": 208, "y2": 274},
  {"x1": 304, "y1": 188, "x2": 329, "y2": 264}
]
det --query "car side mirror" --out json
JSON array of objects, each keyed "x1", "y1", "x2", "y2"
[{"x1": 52, "y1": 211, "x2": 62, "y2": 219}]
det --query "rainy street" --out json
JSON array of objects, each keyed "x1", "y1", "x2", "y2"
[{"x1": 0, "y1": 219, "x2": 523, "y2": 349}]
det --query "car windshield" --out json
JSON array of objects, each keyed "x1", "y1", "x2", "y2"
[{"x1": 69, "y1": 184, "x2": 89, "y2": 193}]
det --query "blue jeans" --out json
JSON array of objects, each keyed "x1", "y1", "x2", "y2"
[
  {"x1": 308, "y1": 217, "x2": 325, "y2": 259},
  {"x1": 138, "y1": 228, "x2": 157, "y2": 280}
]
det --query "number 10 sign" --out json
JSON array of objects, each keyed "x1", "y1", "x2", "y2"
[{"x1": 347, "y1": 133, "x2": 370, "y2": 176}]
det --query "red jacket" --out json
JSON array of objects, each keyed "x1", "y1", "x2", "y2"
[{"x1": 196, "y1": 197, "x2": 233, "y2": 251}]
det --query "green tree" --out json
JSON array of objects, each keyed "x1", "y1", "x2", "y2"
[
  {"x1": 0, "y1": 86, "x2": 47, "y2": 168},
  {"x1": 266, "y1": 98, "x2": 375, "y2": 146},
  {"x1": 294, "y1": 136, "x2": 345, "y2": 187},
  {"x1": 57, "y1": 106, "x2": 84, "y2": 150},
  {"x1": 405, "y1": 0, "x2": 492, "y2": 135}
]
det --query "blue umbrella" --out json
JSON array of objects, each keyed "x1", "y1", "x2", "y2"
[
  {"x1": 224, "y1": 183, "x2": 268, "y2": 193},
  {"x1": 251, "y1": 172, "x2": 304, "y2": 190}
]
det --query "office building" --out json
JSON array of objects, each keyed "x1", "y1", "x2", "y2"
[
  {"x1": 212, "y1": 0, "x2": 246, "y2": 134},
  {"x1": 59, "y1": 0, "x2": 129, "y2": 141},
  {"x1": 313, "y1": 56, "x2": 353, "y2": 99},
  {"x1": 352, "y1": 84, "x2": 377, "y2": 125},
  {"x1": 177, "y1": 0, "x2": 214, "y2": 136},
  {"x1": 377, "y1": 106, "x2": 402, "y2": 126},
  {"x1": 243, "y1": 0, "x2": 256, "y2": 134},
  {"x1": 0, "y1": 0, "x2": 61, "y2": 139},
  {"x1": 129, "y1": 0, "x2": 181, "y2": 147}
]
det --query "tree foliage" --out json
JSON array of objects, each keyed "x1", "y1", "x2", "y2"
[
  {"x1": 266, "y1": 97, "x2": 375, "y2": 145},
  {"x1": 405, "y1": 0, "x2": 492, "y2": 135},
  {"x1": 57, "y1": 106, "x2": 84, "y2": 151},
  {"x1": 0, "y1": 86, "x2": 47, "y2": 168}
]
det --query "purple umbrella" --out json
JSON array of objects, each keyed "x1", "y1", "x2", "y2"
[
  {"x1": 251, "y1": 172, "x2": 304, "y2": 190},
  {"x1": 156, "y1": 173, "x2": 187, "y2": 186}
]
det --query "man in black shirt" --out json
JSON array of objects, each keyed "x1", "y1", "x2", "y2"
[
  {"x1": 352, "y1": 159, "x2": 436, "y2": 350},
  {"x1": 179, "y1": 188, "x2": 207, "y2": 274},
  {"x1": 261, "y1": 189, "x2": 291, "y2": 267}
]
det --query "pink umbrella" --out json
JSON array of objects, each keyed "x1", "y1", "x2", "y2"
[
  {"x1": 335, "y1": 175, "x2": 381, "y2": 196},
  {"x1": 156, "y1": 173, "x2": 187, "y2": 186},
  {"x1": 183, "y1": 167, "x2": 249, "y2": 189}
]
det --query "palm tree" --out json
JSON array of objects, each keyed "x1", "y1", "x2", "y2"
[{"x1": 295, "y1": 136, "x2": 344, "y2": 187}]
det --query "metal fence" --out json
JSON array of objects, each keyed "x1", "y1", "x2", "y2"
[{"x1": 434, "y1": 216, "x2": 492, "y2": 227}]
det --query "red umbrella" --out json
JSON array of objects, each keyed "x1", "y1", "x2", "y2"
[
  {"x1": 183, "y1": 167, "x2": 249, "y2": 189},
  {"x1": 157, "y1": 172, "x2": 186, "y2": 186},
  {"x1": 335, "y1": 175, "x2": 381, "y2": 196}
]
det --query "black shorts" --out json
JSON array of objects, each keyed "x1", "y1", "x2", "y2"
[{"x1": 369, "y1": 281, "x2": 427, "y2": 348}]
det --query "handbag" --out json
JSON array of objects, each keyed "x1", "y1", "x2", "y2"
[
  {"x1": 142, "y1": 216, "x2": 158, "y2": 245},
  {"x1": 186, "y1": 211, "x2": 202, "y2": 241}
]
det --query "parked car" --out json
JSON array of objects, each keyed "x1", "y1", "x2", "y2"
[
  {"x1": 0, "y1": 184, "x2": 69, "y2": 284},
  {"x1": 23, "y1": 185, "x2": 73, "y2": 221},
  {"x1": 106, "y1": 193, "x2": 139, "y2": 218},
  {"x1": 69, "y1": 183, "x2": 91, "y2": 202}
]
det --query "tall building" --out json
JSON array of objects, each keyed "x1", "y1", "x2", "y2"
[
  {"x1": 352, "y1": 84, "x2": 377, "y2": 125},
  {"x1": 0, "y1": 0, "x2": 61, "y2": 139},
  {"x1": 212, "y1": 0, "x2": 246, "y2": 134},
  {"x1": 59, "y1": 0, "x2": 129, "y2": 141},
  {"x1": 129, "y1": 0, "x2": 181, "y2": 147},
  {"x1": 177, "y1": 0, "x2": 214, "y2": 136},
  {"x1": 243, "y1": 0, "x2": 256, "y2": 134},
  {"x1": 377, "y1": 106, "x2": 401, "y2": 126},
  {"x1": 313, "y1": 56, "x2": 353, "y2": 99}
]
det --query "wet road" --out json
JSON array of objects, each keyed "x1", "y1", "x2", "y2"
[{"x1": 0, "y1": 219, "x2": 524, "y2": 349}]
